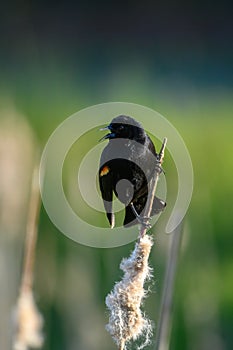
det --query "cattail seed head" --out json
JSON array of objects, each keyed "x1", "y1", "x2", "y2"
[{"x1": 106, "y1": 235, "x2": 154, "y2": 349}]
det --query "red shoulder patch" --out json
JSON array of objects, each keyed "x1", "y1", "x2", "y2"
[{"x1": 100, "y1": 165, "x2": 110, "y2": 177}]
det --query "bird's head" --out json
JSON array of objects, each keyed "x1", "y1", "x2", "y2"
[{"x1": 100, "y1": 115, "x2": 146, "y2": 143}]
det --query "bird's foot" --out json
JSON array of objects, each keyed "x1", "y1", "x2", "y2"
[
  {"x1": 137, "y1": 216, "x2": 152, "y2": 229},
  {"x1": 155, "y1": 160, "x2": 165, "y2": 174},
  {"x1": 130, "y1": 203, "x2": 152, "y2": 229}
]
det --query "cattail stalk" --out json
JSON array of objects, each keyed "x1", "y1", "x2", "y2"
[
  {"x1": 13, "y1": 163, "x2": 44, "y2": 350},
  {"x1": 21, "y1": 165, "x2": 41, "y2": 294},
  {"x1": 139, "y1": 138, "x2": 167, "y2": 239},
  {"x1": 106, "y1": 138, "x2": 167, "y2": 350}
]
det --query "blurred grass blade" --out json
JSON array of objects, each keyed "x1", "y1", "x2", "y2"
[{"x1": 155, "y1": 221, "x2": 183, "y2": 350}]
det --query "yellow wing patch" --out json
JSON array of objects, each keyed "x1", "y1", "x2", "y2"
[{"x1": 100, "y1": 165, "x2": 110, "y2": 177}]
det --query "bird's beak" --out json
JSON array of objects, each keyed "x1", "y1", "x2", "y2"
[
  {"x1": 99, "y1": 126, "x2": 109, "y2": 131},
  {"x1": 99, "y1": 134, "x2": 111, "y2": 142},
  {"x1": 99, "y1": 125, "x2": 115, "y2": 142}
]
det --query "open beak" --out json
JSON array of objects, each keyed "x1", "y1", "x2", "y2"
[{"x1": 99, "y1": 134, "x2": 111, "y2": 142}]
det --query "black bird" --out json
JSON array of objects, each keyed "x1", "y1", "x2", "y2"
[{"x1": 99, "y1": 115, "x2": 166, "y2": 228}]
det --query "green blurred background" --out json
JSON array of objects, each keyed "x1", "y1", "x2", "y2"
[{"x1": 0, "y1": 1, "x2": 233, "y2": 349}]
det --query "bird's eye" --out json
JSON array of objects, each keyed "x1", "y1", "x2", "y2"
[{"x1": 119, "y1": 125, "x2": 124, "y2": 130}]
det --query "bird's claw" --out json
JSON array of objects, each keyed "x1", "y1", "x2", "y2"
[
  {"x1": 137, "y1": 216, "x2": 152, "y2": 229},
  {"x1": 154, "y1": 163, "x2": 164, "y2": 174},
  {"x1": 130, "y1": 203, "x2": 152, "y2": 229}
]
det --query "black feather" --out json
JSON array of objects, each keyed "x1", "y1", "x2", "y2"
[{"x1": 99, "y1": 115, "x2": 166, "y2": 228}]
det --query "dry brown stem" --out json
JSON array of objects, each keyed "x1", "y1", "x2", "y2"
[
  {"x1": 139, "y1": 137, "x2": 167, "y2": 239},
  {"x1": 21, "y1": 165, "x2": 41, "y2": 293},
  {"x1": 13, "y1": 164, "x2": 44, "y2": 350}
]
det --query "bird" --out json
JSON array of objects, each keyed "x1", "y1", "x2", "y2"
[{"x1": 99, "y1": 115, "x2": 166, "y2": 228}]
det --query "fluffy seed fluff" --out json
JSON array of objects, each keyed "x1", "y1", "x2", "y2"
[
  {"x1": 13, "y1": 290, "x2": 43, "y2": 350},
  {"x1": 105, "y1": 235, "x2": 154, "y2": 350}
]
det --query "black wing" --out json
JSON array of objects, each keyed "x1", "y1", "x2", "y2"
[{"x1": 99, "y1": 161, "x2": 115, "y2": 228}]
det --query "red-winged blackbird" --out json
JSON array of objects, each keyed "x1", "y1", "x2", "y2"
[{"x1": 99, "y1": 115, "x2": 166, "y2": 228}]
